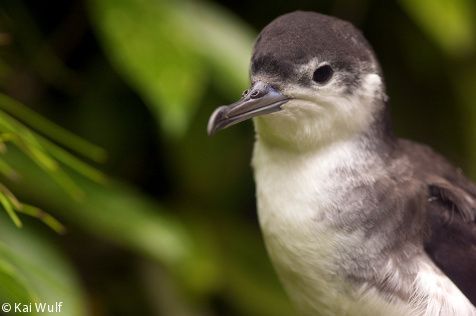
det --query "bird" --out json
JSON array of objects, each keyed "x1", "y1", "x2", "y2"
[{"x1": 207, "y1": 11, "x2": 476, "y2": 316}]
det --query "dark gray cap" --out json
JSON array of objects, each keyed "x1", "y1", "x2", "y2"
[{"x1": 251, "y1": 11, "x2": 380, "y2": 81}]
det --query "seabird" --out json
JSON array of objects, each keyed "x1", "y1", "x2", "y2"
[{"x1": 207, "y1": 11, "x2": 476, "y2": 316}]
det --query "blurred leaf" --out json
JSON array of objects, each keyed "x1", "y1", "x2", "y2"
[
  {"x1": 89, "y1": 0, "x2": 253, "y2": 137},
  {"x1": 0, "y1": 256, "x2": 35, "y2": 311},
  {"x1": 0, "y1": 158, "x2": 17, "y2": 179},
  {"x1": 0, "y1": 93, "x2": 107, "y2": 163},
  {"x1": 400, "y1": 0, "x2": 476, "y2": 57},
  {"x1": 0, "y1": 104, "x2": 106, "y2": 197},
  {"x1": 0, "y1": 181, "x2": 64, "y2": 248},
  {"x1": 18, "y1": 204, "x2": 66, "y2": 234},
  {"x1": 0, "y1": 218, "x2": 87, "y2": 316},
  {"x1": 0, "y1": 94, "x2": 106, "y2": 228},
  {"x1": 175, "y1": 2, "x2": 254, "y2": 95},
  {"x1": 2, "y1": 147, "x2": 196, "y2": 273},
  {"x1": 0, "y1": 187, "x2": 22, "y2": 227}
]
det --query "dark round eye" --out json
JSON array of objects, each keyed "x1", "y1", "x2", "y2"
[{"x1": 312, "y1": 64, "x2": 334, "y2": 84}]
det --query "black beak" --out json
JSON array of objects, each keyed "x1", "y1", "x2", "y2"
[{"x1": 207, "y1": 81, "x2": 290, "y2": 135}]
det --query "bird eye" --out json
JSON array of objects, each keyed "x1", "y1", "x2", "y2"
[{"x1": 312, "y1": 64, "x2": 333, "y2": 84}]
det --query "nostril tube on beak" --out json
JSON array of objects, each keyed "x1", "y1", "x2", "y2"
[
  {"x1": 207, "y1": 81, "x2": 289, "y2": 135},
  {"x1": 250, "y1": 87, "x2": 267, "y2": 99}
]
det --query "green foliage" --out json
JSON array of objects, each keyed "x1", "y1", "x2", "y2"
[
  {"x1": 0, "y1": 93, "x2": 106, "y2": 231},
  {"x1": 89, "y1": 0, "x2": 254, "y2": 137},
  {"x1": 0, "y1": 93, "x2": 106, "y2": 163},
  {"x1": 0, "y1": 95, "x2": 100, "y2": 314},
  {"x1": 399, "y1": 0, "x2": 476, "y2": 174},
  {"x1": 0, "y1": 219, "x2": 87, "y2": 316},
  {"x1": 400, "y1": 0, "x2": 476, "y2": 57}
]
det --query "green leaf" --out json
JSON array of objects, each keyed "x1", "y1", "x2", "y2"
[
  {"x1": 0, "y1": 194, "x2": 22, "y2": 227},
  {"x1": 0, "y1": 158, "x2": 18, "y2": 180},
  {"x1": 89, "y1": 0, "x2": 254, "y2": 137},
  {"x1": 0, "y1": 93, "x2": 107, "y2": 163},
  {"x1": 400, "y1": 0, "x2": 476, "y2": 57},
  {"x1": 0, "y1": 101, "x2": 102, "y2": 228},
  {"x1": 174, "y1": 1, "x2": 254, "y2": 95},
  {"x1": 0, "y1": 109, "x2": 105, "y2": 200},
  {"x1": 18, "y1": 204, "x2": 66, "y2": 235},
  {"x1": 0, "y1": 219, "x2": 87, "y2": 316},
  {"x1": 0, "y1": 260, "x2": 36, "y2": 310}
]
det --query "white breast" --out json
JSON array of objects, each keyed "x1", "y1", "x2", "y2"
[{"x1": 251, "y1": 138, "x2": 476, "y2": 316}]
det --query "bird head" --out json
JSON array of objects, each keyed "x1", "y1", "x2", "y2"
[{"x1": 208, "y1": 11, "x2": 388, "y2": 150}]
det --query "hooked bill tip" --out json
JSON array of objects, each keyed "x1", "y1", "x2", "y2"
[{"x1": 207, "y1": 106, "x2": 226, "y2": 136}]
